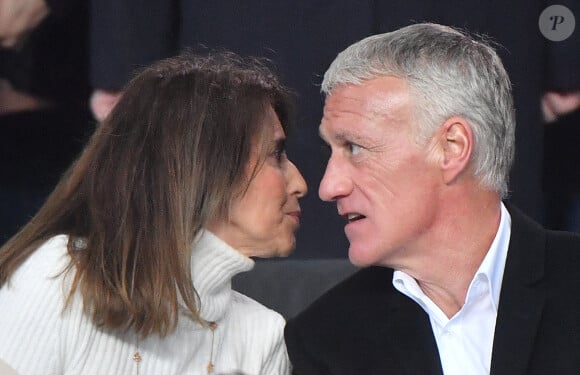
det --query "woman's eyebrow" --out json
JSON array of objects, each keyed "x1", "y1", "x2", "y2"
[{"x1": 273, "y1": 137, "x2": 286, "y2": 149}]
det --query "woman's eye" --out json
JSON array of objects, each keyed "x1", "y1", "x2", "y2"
[{"x1": 274, "y1": 149, "x2": 286, "y2": 162}]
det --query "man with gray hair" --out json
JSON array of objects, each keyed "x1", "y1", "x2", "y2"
[{"x1": 285, "y1": 23, "x2": 580, "y2": 375}]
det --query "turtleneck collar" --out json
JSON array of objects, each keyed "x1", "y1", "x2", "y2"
[{"x1": 189, "y1": 230, "x2": 255, "y2": 322}]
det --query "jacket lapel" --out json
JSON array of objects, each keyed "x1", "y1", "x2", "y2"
[
  {"x1": 369, "y1": 270, "x2": 443, "y2": 375},
  {"x1": 356, "y1": 267, "x2": 443, "y2": 375},
  {"x1": 490, "y1": 205, "x2": 546, "y2": 375},
  {"x1": 386, "y1": 296, "x2": 444, "y2": 375}
]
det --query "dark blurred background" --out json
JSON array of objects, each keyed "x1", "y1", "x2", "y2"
[{"x1": 1, "y1": 0, "x2": 579, "y2": 259}]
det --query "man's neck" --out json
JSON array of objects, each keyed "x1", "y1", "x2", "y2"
[{"x1": 403, "y1": 192, "x2": 502, "y2": 318}]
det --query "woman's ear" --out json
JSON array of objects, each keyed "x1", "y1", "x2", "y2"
[{"x1": 436, "y1": 116, "x2": 474, "y2": 185}]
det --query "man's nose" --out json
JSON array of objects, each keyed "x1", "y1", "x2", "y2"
[{"x1": 318, "y1": 157, "x2": 352, "y2": 201}]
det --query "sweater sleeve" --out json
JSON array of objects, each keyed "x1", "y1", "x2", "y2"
[
  {"x1": 226, "y1": 291, "x2": 291, "y2": 375},
  {"x1": 259, "y1": 315, "x2": 291, "y2": 375},
  {"x1": 0, "y1": 236, "x2": 70, "y2": 375}
]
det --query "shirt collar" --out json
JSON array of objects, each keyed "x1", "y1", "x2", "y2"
[
  {"x1": 393, "y1": 202, "x2": 511, "y2": 312},
  {"x1": 476, "y1": 202, "x2": 511, "y2": 310}
]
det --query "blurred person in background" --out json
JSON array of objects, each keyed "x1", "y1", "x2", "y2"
[{"x1": 0, "y1": 0, "x2": 92, "y2": 244}]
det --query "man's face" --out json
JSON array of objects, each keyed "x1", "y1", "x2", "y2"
[{"x1": 319, "y1": 76, "x2": 442, "y2": 268}]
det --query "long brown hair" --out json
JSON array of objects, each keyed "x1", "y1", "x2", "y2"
[{"x1": 0, "y1": 51, "x2": 292, "y2": 337}]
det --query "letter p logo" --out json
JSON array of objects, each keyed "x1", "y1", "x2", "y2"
[{"x1": 540, "y1": 5, "x2": 575, "y2": 41}]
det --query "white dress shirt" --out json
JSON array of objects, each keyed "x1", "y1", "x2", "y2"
[{"x1": 393, "y1": 203, "x2": 511, "y2": 375}]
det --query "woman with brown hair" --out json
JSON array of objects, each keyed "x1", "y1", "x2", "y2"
[{"x1": 0, "y1": 51, "x2": 306, "y2": 375}]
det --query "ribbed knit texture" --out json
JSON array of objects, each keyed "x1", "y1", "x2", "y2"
[{"x1": 0, "y1": 233, "x2": 290, "y2": 375}]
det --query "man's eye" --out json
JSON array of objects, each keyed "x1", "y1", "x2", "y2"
[{"x1": 349, "y1": 143, "x2": 362, "y2": 155}]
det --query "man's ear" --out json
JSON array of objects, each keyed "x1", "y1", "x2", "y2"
[{"x1": 436, "y1": 116, "x2": 473, "y2": 184}]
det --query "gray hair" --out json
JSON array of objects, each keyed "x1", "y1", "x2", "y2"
[{"x1": 322, "y1": 23, "x2": 515, "y2": 198}]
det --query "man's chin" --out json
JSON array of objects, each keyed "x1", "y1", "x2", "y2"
[{"x1": 348, "y1": 245, "x2": 376, "y2": 268}]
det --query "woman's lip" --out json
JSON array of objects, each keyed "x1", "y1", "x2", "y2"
[{"x1": 287, "y1": 211, "x2": 301, "y2": 224}]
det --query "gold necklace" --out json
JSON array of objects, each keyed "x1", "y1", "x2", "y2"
[{"x1": 133, "y1": 321, "x2": 218, "y2": 374}]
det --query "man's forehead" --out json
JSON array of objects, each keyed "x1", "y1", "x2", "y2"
[
  {"x1": 325, "y1": 78, "x2": 410, "y2": 115},
  {"x1": 319, "y1": 114, "x2": 379, "y2": 144},
  {"x1": 326, "y1": 76, "x2": 408, "y2": 96}
]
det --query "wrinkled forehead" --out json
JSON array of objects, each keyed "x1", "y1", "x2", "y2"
[
  {"x1": 320, "y1": 77, "x2": 414, "y2": 138},
  {"x1": 325, "y1": 77, "x2": 411, "y2": 114}
]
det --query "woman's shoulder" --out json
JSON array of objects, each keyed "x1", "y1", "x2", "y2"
[
  {"x1": 0, "y1": 235, "x2": 73, "y2": 314},
  {"x1": 229, "y1": 290, "x2": 285, "y2": 325},
  {"x1": 0, "y1": 235, "x2": 73, "y2": 374},
  {"x1": 0, "y1": 234, "x2": 73, "y2": 321},
  {"x1": 221, "y1": 291, "x2": 290, "y2": 374},
  {"x1": 9, "y1": 235, "x2": 71, "y2": 284},
  {"x1": 226, "y1": 290, "x2": 286, "y2": 343}
]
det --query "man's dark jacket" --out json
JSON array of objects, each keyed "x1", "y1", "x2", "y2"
[{"x1": 285, "y1": 205, "x2": 580, "y2": 374}]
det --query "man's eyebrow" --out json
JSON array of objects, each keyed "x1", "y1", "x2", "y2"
[{"x1": 320, "y1": 129, "x2": 368, "y2": 144}]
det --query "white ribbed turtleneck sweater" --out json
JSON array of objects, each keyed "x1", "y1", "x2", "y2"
[{"x1": 0, "y1": 232, "x2": 290, "y2": 375}]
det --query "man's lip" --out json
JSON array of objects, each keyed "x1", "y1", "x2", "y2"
[
  {"x1": 338, "y1": 209, "x2": 360, "y2": 217},
  {"x1": 339, "y1": 212, "x2": 366, "y2": 223}
]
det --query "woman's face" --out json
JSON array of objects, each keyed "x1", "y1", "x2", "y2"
[{"x1": 208, "y1": 106, "x2": 307, "y2": 258}]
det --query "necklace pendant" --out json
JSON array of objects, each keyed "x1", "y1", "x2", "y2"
[
  {"x1": 133, "y1": 352, "x2": 142, "y2": 363},
  {"x1": 207, "y1": 321, "x2": 218, "y2": 373}
]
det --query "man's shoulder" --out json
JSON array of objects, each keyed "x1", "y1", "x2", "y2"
[
  {"x1": 312, "y1": 265, "x2": 393, "y2": 298},
  {"x1": 542, "y1": 229, "x2": 580, "y2": 280},
  {"x1": 508, "y1": 202, "x2": 580, "y2": 270},
  {"x1": 287, "y1": 266, "x2": 397, "y2": 328},
  {"x1": 544, "y1": 227, "x2": 580, "y2": 249},
  {"x1": 284, "y1": 265, "x2": 428, "y2": 370}
]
